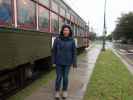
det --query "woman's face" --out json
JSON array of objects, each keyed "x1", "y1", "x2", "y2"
[{"x1": 63, "y1": 27, "x2": 70, "y2": 37}]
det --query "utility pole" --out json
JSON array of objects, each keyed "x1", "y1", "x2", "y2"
[{"x1": 102, "y1": 0, "x2": 107, "y2": 51}]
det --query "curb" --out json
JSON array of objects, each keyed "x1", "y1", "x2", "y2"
[{"x1": 112, "y1": 48, "x2": 133, "y2": 75}]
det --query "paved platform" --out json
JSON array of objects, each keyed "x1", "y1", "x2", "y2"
[{"x1": 25, "y1": 45, "x2": 101, "y2": 100}]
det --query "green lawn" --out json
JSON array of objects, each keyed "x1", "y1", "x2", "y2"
[
  {"x1": 84, "y1": 50, "x2": 133, "y2": 100},
  {"x1": 8, "y1": 69, "x2": 55, "y2": 100}
]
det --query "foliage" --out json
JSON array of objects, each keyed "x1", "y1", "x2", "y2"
[
  {"x1": 113, "y1": 12, "x2": 133, "y2": 44},
  {"x1": 106, "y1": 34, "x2": 112, "y2": 41}
]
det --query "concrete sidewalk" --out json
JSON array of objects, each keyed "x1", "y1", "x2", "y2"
[{"x1": 25, "y1": 45, "x2": 101, "y2": 100}]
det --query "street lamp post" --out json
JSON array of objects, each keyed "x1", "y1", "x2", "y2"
[{"x1": 102, "y1": 0, "x2": 107, "y2": 51}]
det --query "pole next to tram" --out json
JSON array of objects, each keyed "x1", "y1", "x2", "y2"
[{"x1": 102, "y1": 0, "x2": 107, "y2": 51}]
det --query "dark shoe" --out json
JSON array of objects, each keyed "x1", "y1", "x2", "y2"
[
  {"x1": 55, "y1": 97, "x2": 60, "y2": 100},
  {"x1": 62, "y1": 97, "x2": 67, "y2": 100}
]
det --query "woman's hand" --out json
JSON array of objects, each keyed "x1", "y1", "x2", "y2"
[
  {"x1": 71, "y1": 64, "x2": 77, "y2": 72},
  {"x1": 71, "y1": 64, "x2": 77, "y2": 68},
  {"x1": 52, "y1": 64, "x2": 56, "y2": 67}
]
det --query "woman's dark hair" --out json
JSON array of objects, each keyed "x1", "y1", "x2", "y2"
[{"x1": 60, "y1": 24, "x2": 73, "y2": 37}]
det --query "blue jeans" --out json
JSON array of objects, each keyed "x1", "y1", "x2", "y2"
[{"x1": 55, "y1": 64, "x2": 70, "y2": 91}]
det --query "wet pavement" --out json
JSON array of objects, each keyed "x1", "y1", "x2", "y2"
[
  {"x1": 126, "y1": 54, "x2": 133, "y2": 62},
  {"x1": 113, "y1": 43, "x2": 133, "y2": 62},
  {"x1": 25, "y1": 45, "x2": 101, "y2": 100}
]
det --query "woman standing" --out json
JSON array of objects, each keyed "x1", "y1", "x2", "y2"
[{"x1": 52, "y1": 24, "x2": 77, "y2": 100}]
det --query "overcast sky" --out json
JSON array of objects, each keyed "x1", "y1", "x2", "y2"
[{"x1": 64, "y1": 0, "x2": 133, "y2": 36}]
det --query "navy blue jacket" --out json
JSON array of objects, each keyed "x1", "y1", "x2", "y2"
[{"x1": 52, "y1": 36, "x2": 77, "y2": 65}]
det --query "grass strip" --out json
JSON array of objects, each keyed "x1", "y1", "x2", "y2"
[{"x1": 84, "y1": 50, "x2": 133, "y2": 100}]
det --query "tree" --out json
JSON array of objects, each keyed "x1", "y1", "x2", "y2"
[
  {"x1": 113, "y1": 12, "x2": 133, "y2": 43},
  {"x1": 106, "y1": 34, "x2": 112, "y2": 41}
]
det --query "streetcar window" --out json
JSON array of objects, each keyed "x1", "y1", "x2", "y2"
[
  {"x1": 51, "y1": 1, "x2": 58, "y2": 13},
  {"x1": 71, "y1": 23, "x2": 74, "y2": 36},
  {"x1": 71, "y1": 15, "x2": 74, "y2": 23},
  {"x1": 74, "y1": 24, "x2": 76, "y2": 36},
  {"x1": 75, "y1": 25, "x2": 78, "y2": 36},
  {"x1": 17, "y1": 0, "x2": 36, "y2": 29},
  {"x1": 66, "y1": 12, "x2": 70, "y2": 20},
  {"x1": 60, "y1": 7, "x2": 65, "y2": 17},
  {"x1": 78, "y1": 27, "x2": 80, "y2": 36},
  {"x1": 66, "y1": 20, "x2": 70, "y2": 25},
  {"x1": 38, "y1": 5, "x2": 49, "y2": 32},
  {"x1": 51, "y1": 12, "x2": 59, "y2": 33},
  {"x1": 59, "y1": 17, "x2": 65, "y2": 32},
  {"x1": 79, "y1": 28, "x2": 81, "y2": 36},
  {"x1": 39, "y1": 0, "x2": 49, "y2": 8},
  {"x1": 0, "y1": 0, "x2": 12, "y2": 26}
]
